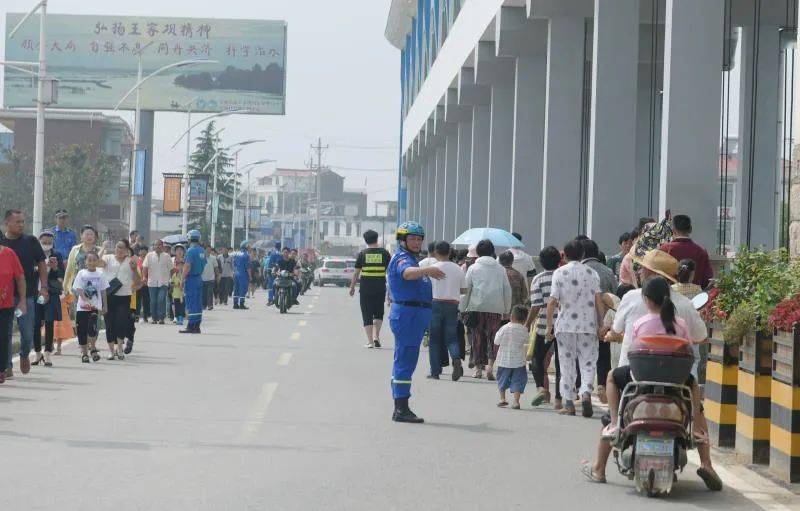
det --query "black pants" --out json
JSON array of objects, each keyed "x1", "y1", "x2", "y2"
[
  {"x1": 33, "y1": 305, "x2": 54, "y2": 353},
  {"x1": 218, "y1": 277, "x2": 233, "y2": 304},
  {"x1": 203, "y1": 281, "x2": 215, "y2": 309},
  {"x1": 105, "y1": 295, "x2": 131, "y2": 343},
  {"x1": 173, "y1": 299, "x2": 185, "y2": 318},
  {"x1": 137, "y1": 286, "x2": 150, "y2": 320},
  {"x1": 530, "y1": 334, "x2": 562, "y2": 400},
  {"x1": 0, "y1": 308, "x2": 12, "y2": 372},
  {"x1": 76, "y1": 311, "x2": 99, "y2": 346},
  {"x1": 597, "y1": 339, "x2": 611, "y2": 388},
  {"x1": 359, "y1": 289, "x2": 385, "y2": 326}
]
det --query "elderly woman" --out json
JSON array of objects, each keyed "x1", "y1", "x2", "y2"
[{"x1": 462, "y1": 240, "x2": 512, "y2": 380}]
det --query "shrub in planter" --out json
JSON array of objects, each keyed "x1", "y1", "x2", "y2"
[
  {"x1": 723, "y1": 303, "x2": 758, "y2": 346},
  {"x1": 770, "y1": 295, "x2": 800, "y2": 334}
]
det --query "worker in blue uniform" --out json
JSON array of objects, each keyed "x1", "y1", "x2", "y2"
[
  {"x1": 233, "y1": 240, "x2": 252, "y2": 310},
  {"x1": 265, "y1": 242, "x2": 283, "y2": 306},
  {"x1": 387, "y1": 221, "x2": 444, "y2": 423},
  {"x1": 180, "y1": 230, "x2": 207, "y2": 334}
]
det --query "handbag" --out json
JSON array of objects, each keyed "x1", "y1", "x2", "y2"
[{"x1": 107, "y1": 257, "x2": 125, "y2": 296}]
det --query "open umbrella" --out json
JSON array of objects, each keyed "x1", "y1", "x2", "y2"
[
  {"x1": 451, "y1": 228, "x2": 523, "y2": 249},
  {"x1": 161, "y1": 234, "x2": 188, "y2": 245},
  {"x1": 252, "y1": 240, "x2": 275, "y2": 251}
]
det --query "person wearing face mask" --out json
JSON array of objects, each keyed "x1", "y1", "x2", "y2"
[{"x1": 32, "y1": 232, "x2": 64, "y2": 367}]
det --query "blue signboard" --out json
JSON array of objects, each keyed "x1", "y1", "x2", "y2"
[{"x1": 132, "y1": 148, "x2": 146, "y2": 196}]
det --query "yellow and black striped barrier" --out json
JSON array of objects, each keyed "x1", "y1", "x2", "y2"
[
  {"x1": 705, "y1": 326, "x2": 738, "y2": 448},
  {"x1": 770, "y1": 326, "x2": 800, "y2": 482},
  {"x1": 736, "y1": 330, "x2": 773, "y2": 464}
]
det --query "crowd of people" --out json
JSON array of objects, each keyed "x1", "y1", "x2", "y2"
[
  {"x1": 352, "y1": 213, "x2": 722, "y2": 491},
  {"x1": 0, "y1": 208, "x2": 315, "y2": 378}
]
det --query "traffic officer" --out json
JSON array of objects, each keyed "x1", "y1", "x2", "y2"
[
  {"x1": 387, "y1": 221, "x2": 444, "y2": 423},
  {"x1": 180, "y1": 230, "x2": 207, "y2": 334},
  {"x1": 233, "y1": 240, "x2": 252, "y2": 310}
]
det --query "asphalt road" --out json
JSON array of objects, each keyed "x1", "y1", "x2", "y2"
[{"x1": 0, "y1": 286, "x2": 788, "y2": 510}]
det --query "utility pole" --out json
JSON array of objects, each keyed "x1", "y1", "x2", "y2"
[{"x1": 311, "y1": 137, "x2": 328, "y2": 249}]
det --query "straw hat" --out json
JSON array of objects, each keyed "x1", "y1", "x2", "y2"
[{"x1": 631, "y1": 249, "x2": 679, "y2": 283}]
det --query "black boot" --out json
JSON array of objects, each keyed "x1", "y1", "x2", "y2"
[{"x1": 392, "y1": 398, "x2": 424, "y2": 424}]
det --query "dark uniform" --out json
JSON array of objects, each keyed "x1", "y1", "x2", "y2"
[
  {"x1": 354, "y1": 247, "x2": 391, "y2": 327},
  {"x1": 387, "y1": 246, "x2": 432, "y2": 400}
]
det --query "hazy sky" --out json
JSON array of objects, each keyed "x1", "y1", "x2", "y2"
[{"x1": 0, "y1": 0, "x2": 400, "y2": 209}]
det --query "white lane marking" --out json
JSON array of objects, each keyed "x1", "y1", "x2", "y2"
[
  {"x1": 290, "y1": 332, "x2": 300, "y2": 341},
  {"x1": 242, "y1": 382, "x2": 278, "y2": 437},
  {"x1": 277, "y1": 353, "x2": 292, "y2": 366},
  {"x1": 686, "y1": 451, "x2": 792, "y2": 511},
  {"x1": 298, "y1": 320, "x2": 307, "y2": 327},
  {"x1": 307, "y1": 304, "x2": 315, "y2": 309}
]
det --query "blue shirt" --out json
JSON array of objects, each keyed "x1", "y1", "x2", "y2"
[
  {"x1": 51, "y1": 226, "x2": 77, "y2": 260},
  {"x1": 387, "y1": 247, "x2": 432, "y2": 304},
  {"x1": 265, "y1": 252, "x2": 282, "y2": 272},
  {"x1": 185, "y1": 244, "x2": 207, "y2": 277},
  {"x1": 233, "y1": 251, "x2": 250, "y2": 275}
]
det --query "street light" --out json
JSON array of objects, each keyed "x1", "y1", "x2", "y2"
[
  {"x1": 8, "y1": 0, "x2": 48, "y2": 235},
  {"x1": 230, "y1": 158, "x2": 275, "y2": 246},
  {"x1": 113, "y1": 57, "x2": 218, "y2": 234},
  {"x1": 199, "y1": 139, "x2": 267, "y2": 246},
  {"x1": 170, "y1": 108, "x2": 249, "y2": 235}
]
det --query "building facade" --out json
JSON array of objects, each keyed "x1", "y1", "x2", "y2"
[{"x1": 386, "y1": 0, "x2": 800, "y2": 256}]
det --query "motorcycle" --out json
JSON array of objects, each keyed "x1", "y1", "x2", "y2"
[
  {"x1": 300, "y1": 266, "x2": 313, "y2": 295},
  {"x1": 607, "y1": 292, "x2": 709, "y2": 497},
  {"x1": 274, "y1": 270, "x2": 295, "y2": 314}
]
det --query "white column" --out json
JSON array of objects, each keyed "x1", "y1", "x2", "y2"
[
  {"x1": 471, "y1": 104, "x2": 491, "y2": 228},
  {"x1": 511, "y1": 54, "x2": 547, "y2": 252},
  {"x1": 659, "y1": 0, "x2": 725, "y2": 251},
  {"x1": 455, "y1": 117, "x2": 473, "y2": 236},
  {"x1": 444, "y1": 128, "x2": 458, "y2": 241},
  {"x1": 434, "y1": 144, "x2": 446, "y2": 240},
  {"x1": 736, "y1": 24, "x2": 781, "y2": 249},
  {"x1": 541, "y1": 17, "x2": 585, "y2": 247},
  {"x1": 587, "y1": 0, "x2": 640, "y2": 253},
  {"x1": 487, "y1": 62, "x2": 515, "y2": 230},
  {"x1": 426, "y1": 153, "x2": 436, "y2": 231}
]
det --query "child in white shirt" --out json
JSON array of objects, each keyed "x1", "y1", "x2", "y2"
[
  {"x1": 72, "y1": 251, "x2": 109, "y2": 363},
  {"x1": 494, "y1": 305, "x2": 531, "y2": 409}
]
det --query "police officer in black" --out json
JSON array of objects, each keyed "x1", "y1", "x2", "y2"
[{"x1": 350, "y1": 230, "x2": 391, "y2": 348}]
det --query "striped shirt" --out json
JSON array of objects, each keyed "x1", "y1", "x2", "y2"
[{"x1": 530, "y1": 270, "x2": 555, "y2": 336}]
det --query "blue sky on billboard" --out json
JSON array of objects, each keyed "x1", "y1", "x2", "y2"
[{"x1": 0, "y1": 1, "x2": 399, "y2": 208}]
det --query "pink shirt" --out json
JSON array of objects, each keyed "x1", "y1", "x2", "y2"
[{"x1": 632, "y1": 313, "x2": 689, "y2": 342}]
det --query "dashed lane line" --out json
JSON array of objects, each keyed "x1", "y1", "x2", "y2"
[
  {"x1": 241, "y1": 382, "x2": 279, "y2": 438},
  {"x1": 290, "y1": 332, "x2": 301, "y2": 341},
  {"x1": 298, "y1": 320, "x2": 307, "y2": 327},
  {"x1": 277, "y1": 353, "x2": 292, "y2": 366}
]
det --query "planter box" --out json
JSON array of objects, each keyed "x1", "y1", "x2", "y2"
[
  {"x1": 773, "y1": 327, "x2": 800, "y2": 386},
  {"x1": 708, "y1": 322, "x2": 740, "y2": 365},
  {"x1": 740, "y1": 329, "x2": 773, "y2": 375}
]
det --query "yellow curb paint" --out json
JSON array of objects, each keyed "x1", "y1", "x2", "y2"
[{"x1": 277, "y1": 353, "x2": 292, "y2": 366}]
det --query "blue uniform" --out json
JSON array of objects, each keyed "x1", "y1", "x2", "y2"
[
  {"x1": 184, "y1": 244, "x2": 207, "y2": 327},
  {"x1": 232, "y1": 251, "x2": 251, "y2": 308},
  {"x1": 265, "y1": 251, "x2": 282, "y2": 302},
  {"x1": 387, "y1": 246, "x2": 433, "y2": 399},
  {"x1": 51, "y1": 226, "x2": 77, "y2": 261}
]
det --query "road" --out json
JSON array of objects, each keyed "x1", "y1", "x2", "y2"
[{"x1": 0, "y1": 286, "x2": 793, "y2": 510}]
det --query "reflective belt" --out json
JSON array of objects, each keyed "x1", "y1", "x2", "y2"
[
  {"x1": 187, "y1": 312, "x2": 202, "y2": 317},
  {"x1": 361, "y1": 270, "x2": 386, "y2": 277},
  {"x1": 392, "y1": 379, "x2": 412, "y2": 384}
]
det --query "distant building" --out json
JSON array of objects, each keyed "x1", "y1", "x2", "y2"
[{"x1": 0, "y1": 109, "x2": 133, "y2": 238}]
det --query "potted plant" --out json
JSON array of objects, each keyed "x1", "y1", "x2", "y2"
[{"x1": 770, "y1": 296, "x2": 800, "y2": 385}]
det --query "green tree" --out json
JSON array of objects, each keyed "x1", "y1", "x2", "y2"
[
  {"x1": 188, "y1": 121, "x2": 239, "y2": 245},
  {"x1": 0, "y1": 147, "x2": 34, "y2": 220}
]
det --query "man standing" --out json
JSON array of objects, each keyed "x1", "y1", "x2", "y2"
[
  {"x1": 181, "y1": 230, "x2": 206, "y2": 334},
  {"x1": 1, "y1": 210, "x2": 48, "y2": 375},
  {"x1": 387, "y1": 221, "x2": 444, "y2": 423},
  {"x1": 232, "y1": 241, "x2": 251, "y2": 310},
  {"x1": 265, "y1": 243, "x2": 283, "y2": 306},
  {"x1": 426, "y1": 241, "x2": 466, "y2": 380},
  {"x1": 51, "y1": 209, "x2": 77, "y2": 262},
  {"x1": 659, "y1": 214, "x2": 713, "y2": 289},
  {"x1": 218, "y1": 247, "x2": 234, "y2": 306},
  {"x1": 349, "y1": 230, "x2": 391, "y2": 349},
  {"x1": 142, "y1": 240, "x2": 173, "y2": 325},
  {"x1": 201, "y1": 245, "x2": 218, "y2": 311},
  {"x1": 546, "y1": 240, "x2": 603, "y2": 418},
  {"x1": 606, "y1": 232, "x2": 632, "y2": 279},
  {"x1": 509, "y1": 232, "x2": 537, "y2": 285}
]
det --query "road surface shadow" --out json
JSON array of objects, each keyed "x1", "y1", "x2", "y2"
[{"x1": 422, "y1": 421, "x2": 512, "y2": 434}]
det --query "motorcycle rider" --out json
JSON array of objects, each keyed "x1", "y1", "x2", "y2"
[
  {"x1": 299, "y1": 252, "x2": 314, "y2": 293},
  {"x1": 582, "y1": 249, "x2": 722, "y2": 491},
  {"x1": 232, "y1": 241, "x2": 251, "y2": 310},
  {"x1": 274, "y1": 247, "x2": 300, "y2": 305},
  {"x1": 265, "y1": 243, "x2": 283, "y2": 306},
  {"x1": 387, "y1": 221, "x2": 444, "y2": 423},
  {"x1": 180, "y1": 230, "x2": 206, "y2": 334}
]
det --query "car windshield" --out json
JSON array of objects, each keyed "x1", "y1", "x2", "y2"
[{"x1": 326, "y1": 261, "x2": 347, "y2": 269}]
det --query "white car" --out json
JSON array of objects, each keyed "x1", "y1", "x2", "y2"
[{"x1": 314, "y1": 258, "x2": 356, "y2": 287}]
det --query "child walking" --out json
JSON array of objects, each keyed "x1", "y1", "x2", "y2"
[
  {"x1": 494, "y1": 305, "x2": 531, "y2": 409},
  {"x1": 171, "y1": 261, "x2": 185, "y2": 325},
  {"x1": 71, "y1": 251, "x2": 109, "y2": 363}
]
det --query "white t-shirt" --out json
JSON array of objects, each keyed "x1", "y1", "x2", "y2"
[
  {"x1": 613, "y1": 288, "x2": 707, "y2": 373},
  {"x1": 494, "y1": 322, "x2": 529, "y2": 369},
  {"x1": 202, "y1": 254, "x2": 218, "y2": 281},
  {"x1": 419, "y1": 257, "x2": 436, "y2": 269},
  {"x1": 431, "y1": 261, "x2": 466, "y2": 301},
  {"x1": 143, "y1": 251, "x2": 173, "y2": 288},
  {"x1": 101, "y1": 255, "x2": 136, "y2": 296},
  {"x1": 72, "y1": 269, "x2": 109, "y2": 311}
]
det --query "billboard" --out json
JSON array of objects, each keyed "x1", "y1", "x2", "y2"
[
  {"x1": 188, "y1": 175, "x2": 208, "y2": 211},
  {"x1": 162, "y1": 175, "x2": 182, "y2": 213},
  {"x1": 132, "y1": 148, "x2": 146, "y2": 196},
  {"x1": 4, "y1": 14, "x2": 287, "y2": 114}
]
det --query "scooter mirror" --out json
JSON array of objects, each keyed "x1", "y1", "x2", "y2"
[{"x1": 692, "y1": 292, "x2": 709, "y2": 311}]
